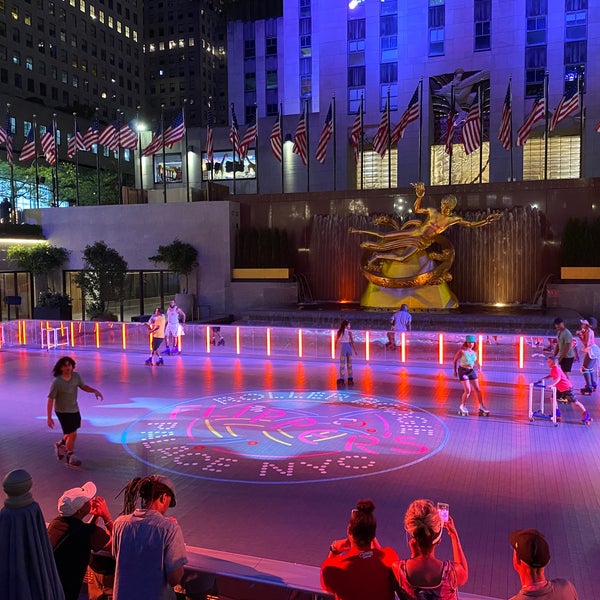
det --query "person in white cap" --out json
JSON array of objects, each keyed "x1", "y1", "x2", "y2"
[
  {"x1": 453, "y1": 335, "x2": 490, "y2": 416},
  {"x1": 112, "y1": 474, "x2": 187, "y2": 600},
  {"x1": 47, "y1": 481, "x2": 113, "y2": 600},
  {"x1": 575, "y1": 319, "x2": 599, "y2": 395}
]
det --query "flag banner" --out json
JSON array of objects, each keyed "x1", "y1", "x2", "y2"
[
  {"x1": 462, "y1": 100, "x2": 481, "y2": 155},
  {"x1": 269, "y1": 112, "x2": 282, "y2": 162},
  {"x1": 99, "y1": 122, "x2": 117, "y2": 150},
  {"x1": 349, "y1": 104, "x2": 363, "y2": 164},
  {"x1": 40, "y1": 124, "x2": 57, "y2": 165},
  {"x1": 142, "y1": 124, "x2": 164, "y2": 157},
  {"x1": 498, "y1": 83, "x2": 512, "y2": 150},
  {"x1": 391, "y1": 86, "x2": 419, "y2": 145},
  {"x1": 83, "y1": 118, "x2": 100, "y2": 150},
  {"x1": 292, "y1": 109, "x2": 307, "y2": 166},
  {"x1": 595, "y1": 121, "x2": 600, "y2": 134},
  {"x1": 372, "y1": 99, "x2": 389, "y2": 158},
  {"x1": 516, "y1": 92, "x2": 545, "y2": 146},
  {"x1": 206, "y1": 105, "x2": 214, "y2": 163},
  {"x1": 164, "y1": 110, "x2": 185, "y2": 147},
  {"x1": 228, "y1": 105, "x2": 241, "y2": 157},
  {"x1": 239, "y1": 110, "x2": 258, "y2": 160},
  {"x1": 19, "y1": 127, "x2": 36, "y2": 162},
  {"x1": 315, "y1": 102, "x2": 333, "y2": 164},
  {"x1": 549, "y1": 87, "x2": 579, "y2": 131},
  {"x1": 119, "y1": 120, "x2": 138, "y2": 150},
  {"x1": 67, "y1": 126, "x2": 85, "y2": 158},
  {"x1": 444, "y1": 109, "x2": 456, "y2": 155}
]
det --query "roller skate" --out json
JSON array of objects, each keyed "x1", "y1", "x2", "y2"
[
  {"x1": 458, "y1": 404, "x2": 469, "y2": 416},
  {"x1": 145, "y1": 358, "x2": 153, "y2": 366},
  {"x1": 582, "y1": 411, "x2": 592, "y2": 425},
  {"x1": 217, "y1": 338, "x2": 225, "y2": 346},
  {"x1": 580, "y1": 386, "x2": 593, "y2": 396},
  {"x1": 478, "y1": 406, "x2": 490, "y2": 417},
  {"x1": 336, "y1": 378, "x2": 345, "y2": 387},
  {"x1": 156, "y1": 358, "x2": 164, "y2": 366},
  {"x1": 161, "y1": 347, "x2": 171, "y2": 355}
]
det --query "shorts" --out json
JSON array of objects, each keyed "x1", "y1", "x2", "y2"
[
  {"x1": 582, "y1": 354, "x2": 597, "y2": 371},
  {"x1": 56, "y1": 411, "x2": 82, "y2": 435},
  {"x1": 559, "y1": 356, "x2": 574, "y2": 373},
  {"x1": 152, "y1": 336, "x2": 164, "y2": 351},
  {"x1": 457, "y1": 367, "x2": 477, "y2": 381},
  {"x1": 164, "y1": 323, "x2": 179, "y2": 337},
  {"x1": 557, "y1": 388, "x2": 575, "y2": 403}
]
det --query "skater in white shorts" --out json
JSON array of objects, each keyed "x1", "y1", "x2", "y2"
[{"x1": 163, "y1": 299, "x2": 185, "y2": 355}]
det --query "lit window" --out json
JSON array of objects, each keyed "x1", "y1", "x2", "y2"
[
  {"x1": 25, "y1": 56, "x2": 33, "y2": 70},
  {"x1": 79, "y1": 0, "x2": 85, "y2": 12}
]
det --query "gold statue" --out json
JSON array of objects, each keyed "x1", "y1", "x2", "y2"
[{"x1": 350, "y1": 183, "x2": 502, "y2": 303}]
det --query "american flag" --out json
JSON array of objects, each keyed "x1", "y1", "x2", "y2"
[
  {"x1": 444, "y1": 109, "x2": 456, "y2": 156},
  {"x1": 6, "y1": 134, "x2": 13, "y2": 166},
  {"x1": 349, "y1": 103, "x2": 363, "y2": 164},
  {"x1": 462, "y1": 98, "x2": 481, "y2": 155},
  {"x1": 391, "y1": 86, "x2": 419, "y2": 145},
  {"x1": 205, "y1": 105, "x2": 214, "y2": 163},
  {"x1": 516, "y1": 92, "x2": 545, "y2": 147},
  {"x1": 119, "y1": 119, "x2": 139, "y2": 150},
  {"x1": 498, "y1": 82, "x2": 512, "y2": 150},
  {"x1": 372, "y1": 98, "x2": 390, "y2": 158},
  {"x1": 549, "y1": 86, "x2": 579, "y2": 132},
  {"x1": 292, "y1": 107, "x2": 308, "y2": 166},
  {"x1": 67, "y1": 126, "x2": 85, "y2": 158},
  {"x1": 315, "y1": 102, "x2": 333, "y2": 164},
  {"x1": 99, "y1": 121, "x2": 117, "y2": 150},
  {"x1": 0, "y1": 112, "x2": 13, "y2": 166},
  {"x1": 19, "y1": 127, "x2": 36, "y2": 162},
  {"x1": 142, "y1": 123, "x2": 164, "y2": 157},
  {"x1": 239, "y1": 108, "x2": 258, "y2": 160},
  {"x1": 595, "y1": 121, "x2": 600, "y2": 134},
  {"x1": 269, "y1": 111, "x2": 282, "y2": 162},
  {"x1": 83, "y1": 117, "x2": 100, "y2": 150},
  {"x1": 40, "y1": 124, "x2": 57, "y2": 165},
  {"x1": 228, "y1": 105, "x2": 241, "y2": 157},
  {"x1": 164, "y1": 110, "x2": 185, "y2": 147}
]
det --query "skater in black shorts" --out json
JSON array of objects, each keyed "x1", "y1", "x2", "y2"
[{"x1": 553, "y1": 317, "x2": 575, "y2": 378}]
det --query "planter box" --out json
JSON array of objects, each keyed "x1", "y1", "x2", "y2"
[
  {"x1": 232, "y1": 268, "x2": 294, "y2": 280},
  {"x1": 32, "y1": 306, "x2": 73, "y2": 321},
  {"x1": 561, "y1": 267, "x2": 600, "y2": 280}
]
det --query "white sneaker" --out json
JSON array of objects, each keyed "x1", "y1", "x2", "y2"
[
  {"x1": 55, "y1": 441, "x2": 66, "y2": 461},
  {"x1": 66, "y1": 453, "x2": 82, "y2": 467}
]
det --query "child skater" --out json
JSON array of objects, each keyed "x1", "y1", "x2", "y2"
[
  {"x1": 336, "y1": 319, "x2": 357, "y2": 387},
  {"x1": 536, "y1": 356, "x2": 592, "y2": 424},
  {"x1": 453, "y1": 334, "x2": 490, "y2": 416}
]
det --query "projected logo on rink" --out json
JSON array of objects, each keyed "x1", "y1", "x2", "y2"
[{"x1": 122, "y1": 390, "x2": 449, "y2": 484}]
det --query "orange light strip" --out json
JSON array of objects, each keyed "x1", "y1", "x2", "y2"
[
  {"x1": 236, "y1": 327, "x2": 240, "y2": 354},
  {"x1": 206, "y1": 326, "x2": 211, "y2": 352},
  {"x1": 519, "y1": 336, "x2": 524, "y2": 369},
  {"x1": 21, "y1": 320, "x2": 26, "y2": 345},
  {"x1": 330, "y1": 330, "x2": 336, "y2": 359},
  {"x1": 266, "y1": 328, "x2": 271, "y2": 356},
  {"x1": 121, "y1": 323, "x2": 127, "y2": 350},
  {"x1": 177, "y1": 331, "x2": 182, "y2": 353},
  {"x1": 298, "y1": 329, "x2": 303, "y2": 358},
  {"x1": 365, "y1": 331, "x2": 370, "y2": 361},
  {"x1": 95, "y1": 322, "x2": 100, "y2": 348},
  {"x1": 0, "y1": 324, "x2": 2, "y2": 348},
  {"x1": 438, "y1": 333, "x2": 444, "y2": 365},
  {"x1": 478, "y1": 334, "x2": 483, "y2": 367},
  {"x1": 401, "y1": 332, "x2": 406, "y2": 363},
  {"x1": 70, "y1": 322, "x2": 75, "y2": 347}
]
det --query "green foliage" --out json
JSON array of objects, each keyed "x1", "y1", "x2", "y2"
[
  {"x1": 38, "y1": 290, "x2": 72, "y2": 309},
  {"x1": 235, "y1": 227, "x2": 290, "y2": 268},
  {"x1": 7, "y1": 243, "x2": 69, "y2": 276},
  {"x1": 561, "y1": 218, "x2": 600, "y2": 266},
  {"x1": 74, "y1": 241, "x2": 128, "y2": 318},
  {"x1": 149, "y1": 239, "x2": 198, "y2": 293}
]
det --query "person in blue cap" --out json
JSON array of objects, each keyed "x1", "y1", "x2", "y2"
[{"x1": 453, "y1": 334, "x2": 490, "y2": 416}]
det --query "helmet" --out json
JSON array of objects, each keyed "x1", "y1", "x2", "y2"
[{"x1": 465, "y1": 334, "x2": 476, "y2": 343}]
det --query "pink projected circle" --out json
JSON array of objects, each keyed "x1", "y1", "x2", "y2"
[{"x1": 122, "y1": 390, "x2": 449, "y2": 484}]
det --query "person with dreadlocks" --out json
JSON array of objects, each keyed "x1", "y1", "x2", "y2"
[{"x1": 111, "y1": 475, "x2": 187, "y2": 600}]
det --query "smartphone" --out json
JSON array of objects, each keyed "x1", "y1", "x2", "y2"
[{"x1": 437, "y1": 502, "x2": 449, "y2": 523}]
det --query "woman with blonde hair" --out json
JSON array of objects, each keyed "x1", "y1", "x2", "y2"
[{"x1": 393, "y1": 499, "x2": 468, "y2": 600}]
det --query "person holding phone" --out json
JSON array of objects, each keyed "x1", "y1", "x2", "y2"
[
  {"x1": 393, "y1": 499, "x2": 468, "y2": 600},
  {"x1": 321, "y1": 499, "x2": 398, "y2": 600}
]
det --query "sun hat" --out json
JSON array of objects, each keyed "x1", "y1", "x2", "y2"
[
  {"x1": 465, "y1": 334, "x2": 476, "y2": 343},
  {"x1": 57, "y1": 481, "x2": 96, "y2": 517},
  {"x1": 509, "y1": 529, "x2": 550, "y2": 568}
]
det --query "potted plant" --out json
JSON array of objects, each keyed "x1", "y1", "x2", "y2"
[
  {"x1": 149, "y1": 239, "x2": 199, "y2": 317},
  {"x1": 74, "y1": 241, "x2": 128, "y2": 320},
  {"x1": 33, "y1": 290, "x2": 73, "y2": 320}
]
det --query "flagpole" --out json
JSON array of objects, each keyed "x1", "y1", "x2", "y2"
[
  {"x1": 32, "y1": 115, "x2": 39, "y2": 209},
  {"x1": 52, "y1": 113, "x2": 59, "y2": 207},
  {"x1": 231, "y1": 103, "x2": 237, "y2": 195},
  {"x1": 508, "y1": 77, "x2": 514, "y2": 182},
  {"x1": 478, "y1": 89, "x2": 483, "y2": 184},
  {"x1": 136, "y1": 106, "x2": 144, "y2": 201},
  {"x1": 543, "y1": 73, "x2": 549, "y2": 181},
  {"x1": 161, "y1": 105, "x2": 167, "y2": 203},
  {"x1": 73, "y1": 112, "x2": 80, "y2": 206},
  {"x1": 254, "y1": 105, "x2": 260, "y2": 195},
  {"x1": 332, "y1": 95, "x2": 337, "y2": 191},
  {"x1": 360, "y1": 94, "x2": 364, "y2": 190},
  {"x1": 117, "y1": 110, "x2": 123, "y2": 205},
  {"x1": 7, "y1": 104, "x2": 15, "y2": 220},
  {"x1": 387, "y1": 88, "x2": 391, "y2": 188},
  {"x1": 418, "y1": 79, "x2": 423, "y2": 181},
  {"x1": 280, "y1": 102, "x2": 284, "y2": 194},
  {"x1": 577, "y1": 70, "x2": 583, "y2": 178},
  {"x1": 448, "y1": 86, "x2": 454, "y2": 186},
  {"x1": 94, "y1": 108, "x2": 100, "y2": 205},
  {"x1": 183, "y1": 100, "x2": 190, "y2": 202}
]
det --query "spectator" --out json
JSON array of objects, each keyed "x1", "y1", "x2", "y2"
[
  {"x1": 0, "y1": 197, "x2": 10, "y2": 223},
  {"x1": 321, "y1": 498, "x2": 398, "y2": 600},
  {"x1": 393, "y1": 499, "x2": 468, "y2": 600},
  {"x1": 509, "y1": 528, "x2": 578, "y2": 599},
  {"x1": 47, "y1": 481, "x2": 113, "y2": 600},
  {"x1": 112, "y1": 474, "x2": 187, "y2": 600},
  {"x1": 0, "y1": 468, "x2": 65, "y2": 600},
  {"x1": 387, "y1": 304, "x2": 412, "y2": 350}
]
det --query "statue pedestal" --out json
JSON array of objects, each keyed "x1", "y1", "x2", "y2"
[{"x1": 360, "y1": 253, "x2": 459, "y2": 310}]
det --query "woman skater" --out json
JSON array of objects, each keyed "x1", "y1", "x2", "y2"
[
  {"x1": 452, "y1": 334, "x2": 489, "y2": 416},
  {"x1": 336, "y1": 320, "x2": 357, "y2": 387}
]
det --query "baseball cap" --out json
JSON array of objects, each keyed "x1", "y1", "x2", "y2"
[
  {"x1": 509, "y1": 529, "x2": 550, "y2": 568},
  {"x1": 58, "y1": 481, "x2": 97, "y2": 517},
  {"x1": 580, "y1": 319, "x2": 590, "y2": 326},
  {"x1": 465, "y1": 334, "x2": 476, "y2": 343},
  {"x1": 153, "y1": 474, "x2": 177, "y2": 507}
]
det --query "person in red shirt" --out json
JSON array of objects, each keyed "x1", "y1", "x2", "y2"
[{"x1": 320, "y1": 499, "x2": 398, "y2": 600}]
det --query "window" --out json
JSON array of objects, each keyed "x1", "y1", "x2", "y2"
[
  {"x1": 474, "y1": 0, "x2": 491, "y2": 50},
  {"x1": 527, "y1": 16, "x2": 547, "y2": 45},
  {"x1": 244, "y1": 72, "x2": 255, "y2": 92},
  {"x1": 429, "y1": 27, "x2": 444, "y2": 56},
  {"x1": 244, "y1": 39, "x2": 255, "y2": 58},
  {"x1": 381, "y1": 85, "x2": 397, "y2": 111},
  {"x1": 348, "y1": 65, "x2": 365, "y2": 87},
  {"x1": 266, "y1": 69, "x2": 277, "y2": 90},
  {"x1": 266, "y1": 37, "x2": 277, "y2": 56},
  {"x1": 25, "y1": 56, "x2": 33, "y2": 70},
  {"x1": 380, "y1": 62, "x2": 397, "y2": 84},
  {"x1": 299, "y1": 0, "x2": 311, "y2": 18},
  {"x1": 565, "y1": 10, "x2": 586, "y2": 40},
  {"x1": 428, "y1": 0, "x2": 445, "y2": 56}
]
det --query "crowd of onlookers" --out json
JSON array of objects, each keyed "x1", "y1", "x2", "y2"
[{"x1": 0, "y1": 467, "x2": 578, "y2": 600}]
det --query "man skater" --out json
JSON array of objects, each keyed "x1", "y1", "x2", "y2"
[
  {"x1": 145, "y1": 308, "x2": 166, "y2": 366},
  {"x1": 163, "y1": 299, "x2": 185, "y2": 355}
]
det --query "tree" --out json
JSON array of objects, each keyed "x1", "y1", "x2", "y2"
[
  {"x1": 149, "y1": 239, "x2": 198, "y2": 294},
  {"x1": 75, "y1": 241, "x2": 128, "y2": 318}
]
